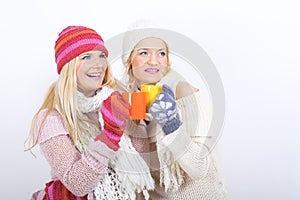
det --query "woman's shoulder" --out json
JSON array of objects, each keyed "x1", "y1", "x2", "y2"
[
  {"x1": 176, "y1": 81, "x2": 199, "y2": 99},
  {"x1": 159, "y1": 69, "x2": 199, "y2": 99},
  {"x1": 37, "y1": 108, "x2": 62, "y2": 122},
  {"x1": 35, "y1": 109, "x2": 69, "y2": 144},
  {"x1": 158, "y1": 69, "x2": 183, "y2": 92},
  {"x1": 160, "y1": 69, "x2": 185, "y2": 83}
]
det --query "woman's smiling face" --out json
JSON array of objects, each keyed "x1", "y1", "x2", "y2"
[
  {"x1": 131, "y1": 37, "x2": 169, "y2": 86},
  {"x1": 77, "y1": 50, "x2": 108, "y2": 97}
]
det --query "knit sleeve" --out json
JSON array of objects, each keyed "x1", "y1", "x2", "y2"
[
  {"x1": 127, "y1": 120, "x2": 151, "y2": 165},
  {"x1": 161, "y1": 91, "x2": 215, "y2": 179},
  {"x1": 37, "y1": 109, "x2": 116, "y2": 196},
  {"x1": 35, "y1": 109, "x2": 68, "y2": 143},
  {"x1": 177, "y1": 90, "x2": 212, "y2": 138},
  {"x1": 40, "y1": 135, "x2": 113, "y2": 196}
]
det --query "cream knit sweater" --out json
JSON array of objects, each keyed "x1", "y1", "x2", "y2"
[{"x1": 132, "y1": 69, "x2": 229, "y2": 200}]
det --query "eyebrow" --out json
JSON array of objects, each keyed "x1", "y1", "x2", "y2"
[
  {"x1": 80, "y1": 51, "x2": 105, "y2": 56},
  {"x1": 136, "y1": 48, "x2": 166, "y2": 51},
  {"x1": 79, "y1": 52, "x2": 92, "y2": 56}
]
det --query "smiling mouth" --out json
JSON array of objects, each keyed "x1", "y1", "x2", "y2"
[
  {"x1": 87, "y1": 73, "x2": 101, "y2": 77},
  {"x1": 145, "y1": 68, "x2": 159, "y2": 73}
]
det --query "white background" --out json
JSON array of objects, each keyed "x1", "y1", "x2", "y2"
[{"x1": 1, "y1": 0, "x2": 299, "y2": 199}]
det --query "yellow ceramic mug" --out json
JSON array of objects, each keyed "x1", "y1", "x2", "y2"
[{"x1": 140, "y1": 84, "x2": 163, "y2": 109}]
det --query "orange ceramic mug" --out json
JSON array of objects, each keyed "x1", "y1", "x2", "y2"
[
  {"x1": 122, "y1": 92, "x2": 146, "y2": 120},
  {"x1": 140, "y1": 84, "x2": 163, "y2": 109}
]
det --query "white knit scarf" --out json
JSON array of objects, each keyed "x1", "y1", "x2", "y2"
[
  {"x1": 155, "y1": 130, "x2": 184, "y2": 192},
  {"x1": 154, "y1": 71, "x2": 186, "y2": 192},
  {"x1": 123, "y1": 79, "x2": 185, "y2": 193},
  {"x1": 77, "y1": 87, "x2": 154, "y2": 200}
]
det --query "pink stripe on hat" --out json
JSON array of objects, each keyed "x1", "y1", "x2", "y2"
[
  {"x1": 54, "y1": 26, "x2": 108, "y2": 74},
  {"x1": 56, "y1": 38, "x2": 104, "y2": 64}
]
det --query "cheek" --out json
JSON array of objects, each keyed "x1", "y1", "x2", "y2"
[
  {"x1": 101, "y1": 67, "x2": 107, "y2": 80},
  {"x1": 160, "y1": 57, "x2": 169, "y2": 66},
  {"x1": 76, "y1": 67, "x2": 83, "y2": 81},
  {"x1": 131, "y1": 57, "x2": 147, "y2": 68},
  {"x1": 132, "y1": 67, "x2": 141, "y2": 76}
]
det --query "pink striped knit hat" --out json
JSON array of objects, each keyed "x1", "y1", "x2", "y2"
[{"x1": 55, "y1": 26, "x2": 108, "y2": 74}]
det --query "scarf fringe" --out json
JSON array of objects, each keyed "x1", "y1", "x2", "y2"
[
  {"x1": 77, "y1": 87, "x2": 154, "y2": 199},
  {"x1": 156, "y1": 133, "x2": 184, "y2": 192},
  {"x1": 111, "y1": 135, "x2": 155, "y2": 199}
]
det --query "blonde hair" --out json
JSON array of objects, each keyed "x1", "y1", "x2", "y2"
[
  {"x1": 25, "y1": 56, "x2": 115, "y2": 153},
  {"x1": 124, "y1": 38, "x2": 171, "y2": 91}
]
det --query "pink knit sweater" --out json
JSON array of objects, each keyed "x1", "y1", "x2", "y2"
[{"x1": 31, "y1": 109, "x2": 116, "y2": 199}]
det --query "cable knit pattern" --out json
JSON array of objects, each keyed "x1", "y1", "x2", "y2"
[
  {"x1": 177, "y1": 91, "x2": 212, "y2": 136},
  {"x1": 149, "y1": 155, "x2": 228, "y2": 200},
  {"x1": 140, "y1": 69, "x2": 229, "y2": 199}
]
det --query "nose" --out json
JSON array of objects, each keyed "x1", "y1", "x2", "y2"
[{"x1": 147, "y1": 53, "x2": 158, "y2": 66}]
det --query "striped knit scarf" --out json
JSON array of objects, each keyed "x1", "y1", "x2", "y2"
[{"x1": 43, "y1": 180, "x2": 87, "y2": 200}]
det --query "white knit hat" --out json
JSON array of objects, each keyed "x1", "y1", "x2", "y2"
[{"x1": 122, "y1": 20, "x2": 172, "y2": 64}]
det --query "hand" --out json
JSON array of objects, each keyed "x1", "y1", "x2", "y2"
[
  {"x1": 149, "y1": 85, "x2": 182, "y2": 135},
  {"x1": 95, "y1": 91, "x2": 130, "y2": 150}
]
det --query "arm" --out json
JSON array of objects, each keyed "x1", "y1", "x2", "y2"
[
  {"x1": 36, "y1": 110, "x2": 116, "y2": 196},
  {"x1": 127, "y1": 120, "x2": 151, "y2": 165},
  {"x1": 162, "y1": 89, "x2": 214, "y2": 179},
  {"x1": 40, "y1": 135, "x2": 114, "y2": 196}
]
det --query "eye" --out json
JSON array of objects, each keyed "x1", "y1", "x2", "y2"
[
  {"x1": 138, "y1": 50, "x2": 148, "y2": 56},
  {"x1": 99, "y1": 53, "x2": 106, "y2": 59},
  {"x1": 81, "y1": 55, "x2": 91, "y2": 60},
  {"x1": 158, "y1": 51, "x2": 166, "y2": 57}
]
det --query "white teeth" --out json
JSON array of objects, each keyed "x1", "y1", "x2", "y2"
[
  {"x1": 88, "y1": 73, "x2": 100, "y2": 77},
  {"x1": 145, "y1": 68, "x2": 158, "y2": 72}
]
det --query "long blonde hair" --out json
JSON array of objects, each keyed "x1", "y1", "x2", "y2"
[{"x1": 25, "y1": 57, "x2": 115, "y2": 153}]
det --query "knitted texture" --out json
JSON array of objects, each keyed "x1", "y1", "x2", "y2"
[
  {"x1": 94, "y1": 167, "x2": 130, "y2": 200},
  {"x1": 149, "y1": 85, "x2": 182, "y2": 135},
  {"x1": 95, "y1": 91, "x2": 130, "y2": 150},
  {"x1": 149, "y1": 155, "x2": 229, "y2": 200},
  {"x1": 145, "y1": 69, "x2": 229, "y2": 199},
  {"x1": 32, "y1": 109, "x2": 151, "y2": 200},
  {"x1": 55, "y1": 25, "x2": 108, "y2": 74},
  {"x1": 34, "y1": 109, "x2": 69, "y2": 144},
  {"x1": 31, "y1": 90, "x2": 152, "y2": 199},
  {"x1": 39, "y1": 135, "x2": 107, "y2": 197},
  {"x1": 122, "y1": 20, "x2": 171, "y2": 64}
]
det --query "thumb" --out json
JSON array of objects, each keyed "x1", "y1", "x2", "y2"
[{"x1": 162, "y1": 84, "x2": 175, "y2": 99}]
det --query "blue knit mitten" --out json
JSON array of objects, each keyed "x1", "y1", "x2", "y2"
[{"x1": 149, "y1": 85, "x2": 182, "y2": 135}]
